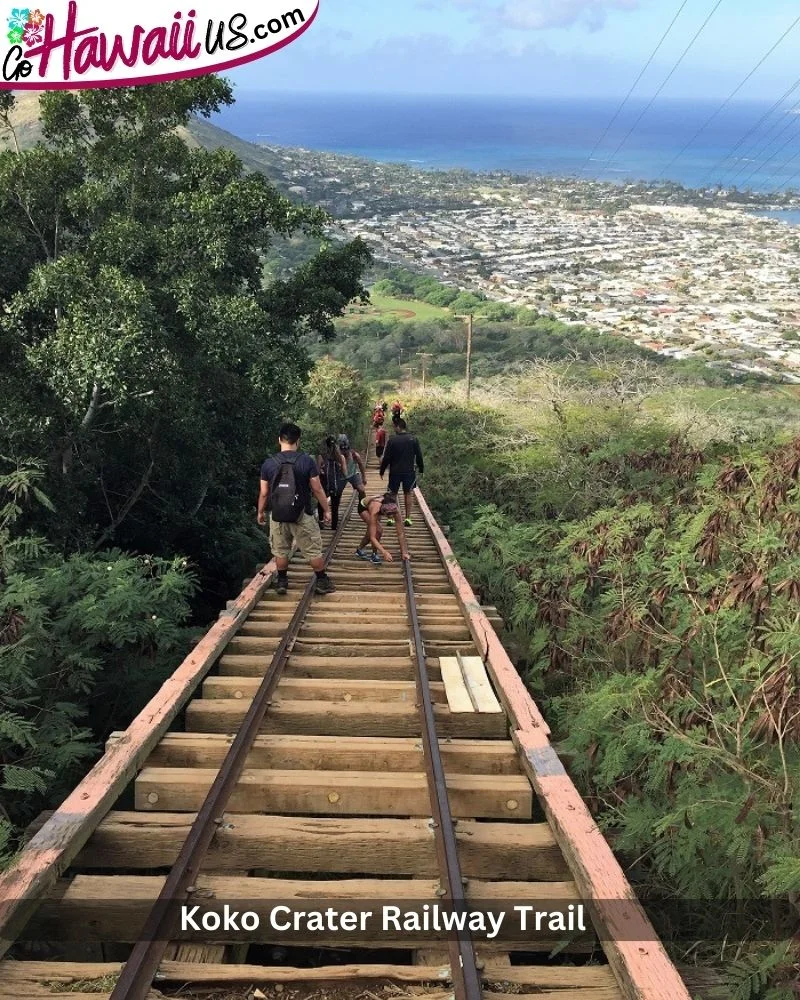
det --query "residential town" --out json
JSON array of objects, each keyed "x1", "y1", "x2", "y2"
[
  {"x1": 342, "y1": 199, "x2": 800, "y2": 382},
  {"x1": 258, "y1": 142, "x2": 800, "y2": 382}
]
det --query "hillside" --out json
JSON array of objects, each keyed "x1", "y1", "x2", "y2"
[{"x1": 3, "y1": 91, "x2": 293, "y2": 191}]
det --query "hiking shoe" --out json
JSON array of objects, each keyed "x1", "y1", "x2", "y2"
[
  {"x1": 275, "y1": 577, "x2": 288, "y2": 596},
  {"x1": 315, "y1": 575, "x2": 336, "y2": 595},
  {"x1": 404, "y1": 518, "x2": 413, "y2": 527},
  {"x1": 386, "y1": 518, "x2": 395, "y2": 526},
  {"x1": 356, "y1": 548, "x2": 372, "y2": 560},
  {"x1": 370, "y1": 553, "x2": 383, "y2": 564}
]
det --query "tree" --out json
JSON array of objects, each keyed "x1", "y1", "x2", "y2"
[
  {"x1": 0, "y1": 83, "x2": 372, "y2": 853},
  {"x1": 302, "y1": 359, "x2": 370, "y2": 450},
  {"x1": 0, "y1": 83, "x2": 371, "y2": 569}
]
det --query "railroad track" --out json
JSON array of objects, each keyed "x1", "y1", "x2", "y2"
[{"x1": 0, "y1": 449, "x2": 692, "y2": 1000}]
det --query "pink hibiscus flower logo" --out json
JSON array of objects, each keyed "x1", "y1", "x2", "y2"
[{"x1": 22, "y1": 18, "x2": 42, "y2": 44}]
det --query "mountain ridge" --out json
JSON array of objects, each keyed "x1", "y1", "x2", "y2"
[{"x1": 3, "y1": 91, "x2": 292, "y2": 190}]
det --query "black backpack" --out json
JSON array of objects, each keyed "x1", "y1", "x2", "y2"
[{"x1": 269, "y1": 454, "x2": 306, "y2": 523}]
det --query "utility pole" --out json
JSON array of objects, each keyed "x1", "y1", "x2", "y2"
[
  {"x1": 465, "y1": 314, "x2": 473, "y2": 402},
  {"x1": 455, "y1": 314, "x2": 474, "y2": 402},
  {"x1": 417, "y1": 352, "x2": 433, "y2": 392}
]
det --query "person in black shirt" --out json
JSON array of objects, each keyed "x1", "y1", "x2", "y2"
[
  {"x1": 378, "y1": 418, "x2": 424, "y2": 527},
  {"x1": 257, "y1": 423, "x2": 335, "y2": 596}
]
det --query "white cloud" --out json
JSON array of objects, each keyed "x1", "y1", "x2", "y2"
[
  {"x1": 431, "y1": 0, "x2": 641, "y2": 31},
  {"x1": 501, "y1": 0, "x2": 639, "y2": 30}
]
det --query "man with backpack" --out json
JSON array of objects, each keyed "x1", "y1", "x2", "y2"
[
  {"x1": 379, "y1": 418, "x2": 424, "y2": 527},
  {"x1": 257, "y1": 423, "x2": 335, "y2": 596},
  {"x1": 317, "y1": 436, "x2": 347, "y2": 530}
]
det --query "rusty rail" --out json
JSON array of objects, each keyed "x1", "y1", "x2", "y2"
[
  {"x1": 110, "y1": 496, "x2": 356, "y2": 1000},
  {"x1": 402, "y1": 558, "x2": 482, "y2": 1000}
]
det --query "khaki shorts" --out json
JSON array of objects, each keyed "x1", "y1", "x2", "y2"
[{"x1": 270, "y1": 512, "x2": 323, "y2": 563}]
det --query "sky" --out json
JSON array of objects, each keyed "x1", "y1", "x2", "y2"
[{"x1": 230, "y1": 0, "x2": 800, "y2": 101}]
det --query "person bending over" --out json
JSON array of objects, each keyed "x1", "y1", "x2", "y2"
[{"x1": 355, "y1": 492, "x2": 409, "y2": 564}]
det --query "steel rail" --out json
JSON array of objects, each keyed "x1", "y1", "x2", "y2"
[
  {"x1": 110, "y1": 494, "x2": 357, "y2": 1000},
  {"x1": 402, "y1": 555, "x2": 483, "y2": 1000}
]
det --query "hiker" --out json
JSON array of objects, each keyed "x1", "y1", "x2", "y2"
[
  {"x1": 372, "y1": 406, "x2": 384, "y2": 429},
  {"x1": 356, "y1": 491, "x2": 409, "y2": 564},
  {"x1": 317, "y1": 436, "x2": 347, "y2": 530},
  {"x1": 338, "y1": 434, "x2": 367, "y2": 500},
  {"x1": 375, "y1": 424, "x2": 387, "y2": 460},
  {"x1": 391, "y1": 400, "x2": 403, "y2": 427},
  {"x1": 257, "y1": 422, "x2": 335, "y2": 596},
  {"x1": 380, "y1": 400, "x2": 388, "y2": 414},
  {"x1": 379, "y1": 418, "x2": 424, "y2": 526}
]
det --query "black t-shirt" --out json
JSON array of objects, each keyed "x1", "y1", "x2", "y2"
[
  {"x1": 261, "y1": 451, "x2": 319, "y2": 515},
  {"x1": 379, "y1": 433, "x2": 424, "y2": 477}
]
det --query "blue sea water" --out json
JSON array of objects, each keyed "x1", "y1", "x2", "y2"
[
  {"x1": 751, "y1": 209, "x2": 800, "y2": 225},
  {"x1": 213, "y1": 92, "x2": 800, "y2": 193}
]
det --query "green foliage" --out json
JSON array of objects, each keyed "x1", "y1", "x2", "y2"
[
  {"x1": 302, "y1": 358, "x2": 370, "y2": 449},
  {"x1": 726, "y1": 944, "x2": 796, "y2": 1000},
  {"x1": 0, "y1": 84, "x2": 370, "y2": 582},
  {"x1": 0, "y1": 456, "x2": 198, "y2": 857},
  {"x1": 0, "y1": 84, "x2": 372, "y2": 857},
  {"x1": 331, "y1": 266, "x2": 751, "y2": 390},
  {"x1": 408, "y1": 389, "x2": 800, "y2": 992}
]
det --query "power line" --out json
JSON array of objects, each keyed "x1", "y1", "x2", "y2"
[
  {"x1": 579, "y1": 0, "x2": 690, "y2": 175},
  {"x1": 737, "y1": 118, "x2": 800, "y2": 189},
  {"x1": 657, "y1": 11, "x2": 800, "y2": 181},
  {"x1": 699, "y1": 74, "x2": 800, "y2": 187},
  {"x1": 724, "y1": 93, "x2": 800, "y2": 186},
  {"x1": 772, "y1": 151, "x2": 800, "y2": 192},
  {"x1": 593, "y1": 0, "x2": 725, "y2": 180}
]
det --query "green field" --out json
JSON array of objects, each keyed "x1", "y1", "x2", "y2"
[{"x1": 340, "y1": 293, "x2": 450, "y2": 324}]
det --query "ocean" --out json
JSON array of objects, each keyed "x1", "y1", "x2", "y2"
[{"x1": 213, "y1": 92, "x2": 800, "y2": 193}]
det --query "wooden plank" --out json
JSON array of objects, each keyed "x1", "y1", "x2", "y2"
[
  {"x1": 184, "y1": 699, "x2": 508, "y2": 739},
  {"x1": 134, "y1": 768, "x2": 532, "y2": 819},
  {"x1": 134, "y1": 733, "x2": 520, "y2": 774},
  {"x1": 485, "y1": 992, "x2": 621, "y2": 1000},
  {"x1": 163, "y1": 942, "x2": 225, "y2": 964},
  {"x1": 416, "y1": 486, "x2": 692, "y2": 1000},
  {"x1": 202, "y1": 676, "x2": 445, "y2": 704},
  {"x1": 439, "y1": 656, "x2": 475, "y2": 713},
  {"x1": 0, "y1": 561, "x2": 279, "y2": 959},
  {"x1": 74, "y1": 814, "x2": 568, "y2": 879},
  {"x1": 26, "y1": 875, "x2": 582, "y2": 947},
  {"x1": 219, "y1": 654, "x2": 431, "y2": 680},
  {"x1": 226, "y1": 637, "x2": 413, "y2": 656},
  {"x1": 460, "y1": 655, "x2": 503, "y2": 713},
  {"x1": 0, "y1": 959, "x2": 620, "y2": 990},
  {"x1": 0, "y1": 986, "x2": 622, "y2": 1000},
  {"x1": 415, "y1": 491, "x2": 548, "y2": 736},
  {"x1": 243, "y1": 622, "x2": 415, "y2": 638}
]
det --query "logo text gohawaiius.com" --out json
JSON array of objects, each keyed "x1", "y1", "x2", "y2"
[{"x1": 1, "y1": 1, "x2": 318, "y2": 87}]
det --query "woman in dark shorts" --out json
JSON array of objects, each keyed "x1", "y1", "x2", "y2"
[{"x1": 355, "y1": 492, "x2": 409, "y2": 564}]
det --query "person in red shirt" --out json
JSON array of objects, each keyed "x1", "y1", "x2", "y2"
[{"x1": 375, "y1": 425, "x2": 387, "y2": 459}]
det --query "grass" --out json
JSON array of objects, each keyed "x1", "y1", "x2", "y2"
[
  {"x1": 340, "y1": 294, "x2": 450, "y2": 325},
  {"x1": 50, "y1": 974, "x2": 119, "y2": 993},
  {"x1": 645, "y1": 384, "x2": 800, "y2": 441}
]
